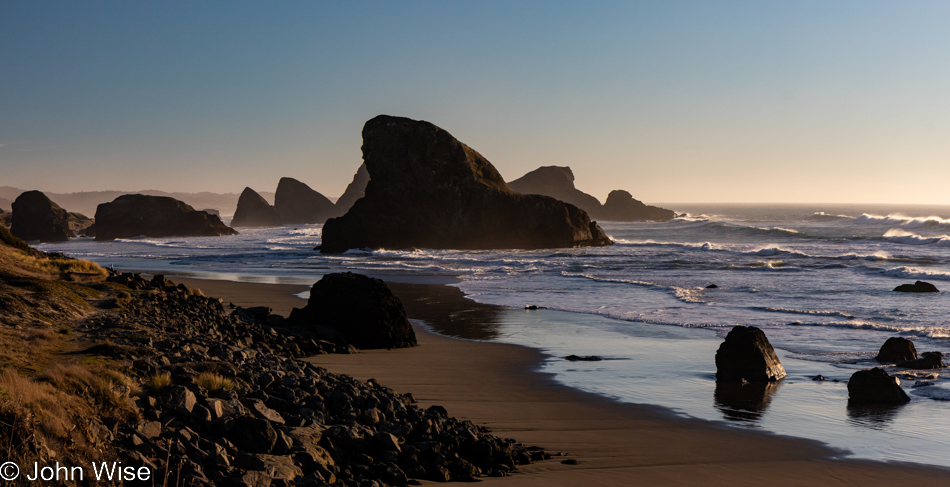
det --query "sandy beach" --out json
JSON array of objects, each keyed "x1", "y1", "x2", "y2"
[{"x1": 175, "y1": 275, "x2": 950, "y2": 486}]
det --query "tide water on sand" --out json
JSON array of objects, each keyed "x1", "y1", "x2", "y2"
[{"x1": 38, "y1": 203, "x2": 950, "y2": 467}]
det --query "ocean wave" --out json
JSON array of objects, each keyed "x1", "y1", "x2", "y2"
[
  {"x1": 670, "y1": 213, "x2": 714, "y2": 223},
  {"x1": 751, "y1": 306, "x2": 855, "y2": 319},
  {"x1": 882, "y1": 229, "x2": 950, "y2": 247},
  {"x1": 879, "y1": 266, "x2": 950, "y2": 282},
  {"x1": 810, "y1": 211, "x2": 854, "y2": 221},
  {"x1": 857, "y1": 213, "x2": 950, "y2": 229},
  {"x1": 561, "y1": 272, "x2": 706, "y2": 303}
]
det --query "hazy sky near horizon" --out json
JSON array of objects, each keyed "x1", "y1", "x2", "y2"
[{"x1": 2, "y1": 1, "x2": 949, "y2": 204}]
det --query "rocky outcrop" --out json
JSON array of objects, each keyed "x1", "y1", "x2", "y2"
[
  {"x1": 901, "y1": 351, "x2": 946, "y2": 370},
  {"x1": 202, "y1": 208, "x2": 220, "y2": 216},
  {"x1": 600, "y1": 190, "x2": 676, "y2": 222},
  {"x1": 321, "y1": 115, "x2": 612, "y2": 252},
  {"x1": 333, "y1": 163, "x2": 370, "y2": 216},
  {"x1": 230, "y1": 187, "x2": 282, "y2": 227},
  {"x1": 508, "y1": 166, "x2": 604, "y2": 216},
  {"x1": 95, "y1": 194, "x2": 238, "y2": 241},
  {"x1": 290, "y1": 272, "x2": 416, "y2": 349},
  {"x1": 847, "y1": 368, "x2": 910, "y2": 404},
  {"x1": 507, "y1": 166, "x2": 675, "y2": 222},
  {"x1": 893, "y1": 281, "x2": 939, "y2": 293},
  {"x1": 66, "y1": 211, "x2": 95, "y2": 236},
  {"x1": 875, "y1": 337, "x2": 918, "y2": 363},
  {"x1": 274, "y1": 178, "x2": 336, "y2": 224},
  {"x1": 10, "y1": 190, "x2": 74, "y2": 242},
  {"x1": 715, "y1": 326, "x2": 786, "y2": 382}
]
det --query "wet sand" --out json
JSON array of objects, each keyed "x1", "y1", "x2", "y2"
[{"x1": 173, "y1": 275, "x2": 950, "y2": 486}]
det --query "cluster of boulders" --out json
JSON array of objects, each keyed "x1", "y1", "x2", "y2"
[
  {"x1": 9, "y1": 190, "x2": 95, "y2": 242},
  {"x1": 714, "y1": 326, "x2": 946, "y2": 408},
  {"x1": 85, "y1": 272, "x2": 545, "y2": 485},
  {"x1": 230, "y1": 171, "x2": 369, "y2": 228}
]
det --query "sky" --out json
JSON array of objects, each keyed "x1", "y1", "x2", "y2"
[{"x1": 1, "y1": 1, "x2": 949, "y2": 204}]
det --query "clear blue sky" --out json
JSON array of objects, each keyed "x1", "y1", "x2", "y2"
[{"x1": 2, "y1": 1, "x2": 949, "y2": 203}]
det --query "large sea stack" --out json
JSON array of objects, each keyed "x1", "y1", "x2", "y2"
[
  {"x1": 95, "y1": 194, "x2": 237, "y2": 241},
  {"x1": 321, "y1": 115, "x2": 612, "y2": 252},
  {"x1": 274, "y1": 178, "x2": 336, "y2": 224},
  {"x1": 10, "y1": 190, "x2": 74, "y2": 243},
  {"x1": 600, "y1": 190, "x2": 675, "y2": 222},
  {"x1": 333, "y1": 163, "x2": 370, "y2": 216},
  {"x1": 230, "y1": 187, "x2": 282, "y2": 227},
  {"x1": 507, "y1": 166, "x2": 603, "y2": 216}
]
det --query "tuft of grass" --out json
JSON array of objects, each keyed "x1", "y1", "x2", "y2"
[
  {"x1": 196, "y1": 372, "x2": 234, "y2": 395},
  {"x1": 143, "y1": 372, "x2": 172, "y2": 394},
  {"x1": 0, "y1": 369, "x2": 74, "y2": 439}
]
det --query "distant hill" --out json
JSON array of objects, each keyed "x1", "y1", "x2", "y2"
[
  {"x1": 0, "y1": 187, "x2": 274, "y2": 218},
  {"x1": 0, "y1": 196, "x2": 11, "y2": 212}
]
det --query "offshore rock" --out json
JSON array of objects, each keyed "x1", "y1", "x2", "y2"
[
  {"x1": 231, "y1": 187, "x2": 282, "y2": 227},
  {"x1": 507, "y1": 166, "x2": 604, "y2": 217},
  {"x1": 274, "y1": 177, "x2": 336, "y2": 224},
  {"x1": 893, "y1": 281, "x2": 939, "y2": 293},
  {"x1": 900, "y1": 351, "x2": 946, "y2": 370},
  {"x1": 321, "y1": 115, "x2": 612, "y2": 252},
  {"x1": 10, "y1": 190, "x2": 74, "y2": 242},
  {"x1": 715, "y1": 326, "x2": 786, "y2": 382},
  {"x1": 848, "y1": 368, "x2": 910, "y2": 404},
  {"x1": 600, "y1": 190, "x2": 675, "y2": 222},
  {"x1": 95, "y1": 194, "x2": 238, "y2": 241},
  {"x1": 291, "y1": 272, "x2": 416, "y2": 349},
  {"x1": 875, "y1": 337, "x2": 918, "y2": 364},
  {"x1": 333, "y1": 163, "x2": 370, "y2": 216}
]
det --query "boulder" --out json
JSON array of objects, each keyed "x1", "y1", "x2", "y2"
[
  {"x1": 507, "y1": 166, "x2": 604, "y2": 217},
  {"x1": 893, "y1": 281, "x2": 939, "y2": 293},
  {"x1": 600, "y1": 190, "x2": 675, "y2": 222},
  {"x1": 715, "y1": 326, "x2": 786, "y2": 382},
  {"x1": 900, "y1": 351, "x2": 946, "y2": 370},
  {"x1": 229, "y1": 417, "x2": 278, "y2": 454},
  {"x1": 333, "y1": 163, "x2": 370, "y2": 216},
  {"x1": 320, "y1": 115, "x2": 612, "y2": 252},
  {"x1": 231, "y1": 187, "x2": 282, "y2": 227},
  {"x1": 847, "y1": 368, "x2": 910, "y2": 404},
  {"x1": 875, "y1": 337, "x2": 917, "y2": 363},
  {"x1": 10, "y1": 190, "x2": 74, "y2": 242},
  {"x1": 290, "y1": 272, "x2": 416, "y2": 349},
  {"x1": 94, "y1": 194, "x2": 238, "y2": 241},
  {"x1": 273, "y1": 178, "x2": 336, "y2": 224}
]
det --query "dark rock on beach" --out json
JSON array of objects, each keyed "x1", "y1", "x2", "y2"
[
  {"x1": 10, "y1": 190, "x2": 75, "y2": 242},
  {"x1": 875, "y1": 337, "x2": 918, "y2": 364},
  {"x1": 894, "y1": 280, "x2": 939, "y2": 293},
  {"x1": 290, "y1": 272, "x2": 417, "y2": 349},
  {"x1": 848, "y1": 368, "x2": 910, "y2": 404},
  {"x1": 231, "y1": 187, "x2": 282, "y2": 227},
  {"x1": 565, "y1": 355, "x2": 602, "y2": 362},
  {"x1": 715, "y1": 326, "x2": 786, "y2": 382},
  {"x1": 321, "y1": 115, "x2": 613, "y2": 252},
  {"x1": 274, "y1": 177, "x2": 336, "y2": 224},
  {"x1": 600, "y1": 190, "x2": 675, "y2": 222},
  {"x1": 95, "y1": 194, "x2": 238, "y2": 241}
]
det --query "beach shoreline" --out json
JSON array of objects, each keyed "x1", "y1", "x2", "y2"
[{"x1": 169, "y1": 273, "x2": 950, "y2": 485}]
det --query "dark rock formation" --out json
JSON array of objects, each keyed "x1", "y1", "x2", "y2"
[
  {"x1": 508, "y1": 166, "x2": 604, "y2": 216},
  {"x1": 230, "y1": 187, "x2": 282, "y2": 227},
  {"x1": 565, "y1": 355, "x2": 602, "y2": 361},
  {"x1": 848, "y1": 368, "x2": 910, "y2": 404},
  {"x1": 274, "y1": 178, "x2": 336, "y2": 224},
  {"x1": 875, "y1": 337, "x2": 918, "y2": 363},
  {"x1": 901, "y1": 351, "x2": 946, "y2": 370},
  {"x1": 290, "y1": 272, "x2": 416, "y2": 349},
  {"x1": 201, "y1": 208, "x2": 220, "y2": 216},
  {"x1": 715, "y1": 326, "x2": 786, "y2": 382},
  {"x1": 10, "y1": 190, "x2": 74, "y2": 242},
  {"x1": 95, "y1": 194, "x2": 238, "y2": 241},
  {"x1": 66, "y1": 211, "x2": 95, "y2": 236},
  {"x1": 333, "y1": 163, "x2": 370, "y2": 216},
  {"x1": 600, "y1": 190, "x2": 676, "y2": 222},
  {"x1": 893, "y1": 281, "x2": 939, "y2": 293},
  {"x1": 321, "y1": 115, "x2": 613, "y2": 252}
]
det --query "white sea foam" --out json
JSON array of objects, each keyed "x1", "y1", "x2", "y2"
[
  {"x1": 857, "y1": 213, "x2": 950, "y2": 229},
  {"x1": 882, "y1": 229, "x2": 950, "y2": 247},
  {"x1": 879, "y1": 266, "x2": 950, "y2": 281}
]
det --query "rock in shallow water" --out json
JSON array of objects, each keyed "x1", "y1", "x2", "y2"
[
  {"x1": 848, "y1": 367, "x2": 910, "y2": 404},
  {"x1": 875, "y1": 337, "x2": 918, "y2": 364},
  {"x1": 715, "y1": 326, "x2": 786, "y2": 382},
  {"x1": 893, "y1": 280, "x2": 939, "y2": 293}
]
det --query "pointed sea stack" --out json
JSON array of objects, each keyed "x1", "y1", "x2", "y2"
[
  {"x1": 320, "y1": 115, "x2": 612, "y2": 252},
  {"x1": 231, "y1": 187, "x2": 282, "y2": 227},
  {"x1": 333, "y1": 163, "x2": 370, "y2": 216},
  {"x1": 507, "y1": 166, "x2": 604, "y2": 216},
  {"x1": 715, "y1": 326, "x2": 786, "y2": 382},
  {"x1": 274, "y1": 178, "x2": 336, "y2": 224},
  {"x1": 10, "y1": 190, "x2": 75, "y2": 242},
  {"x1": 95, "y1": 194, "x2": 238, "y2": 241}
]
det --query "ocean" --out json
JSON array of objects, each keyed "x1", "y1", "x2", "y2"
[{"x1": 38, "y1": 203, "x2": 950, "y2": 467}]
